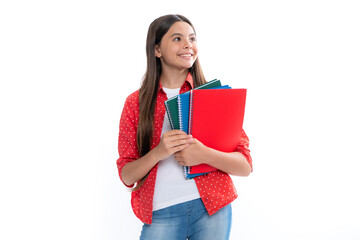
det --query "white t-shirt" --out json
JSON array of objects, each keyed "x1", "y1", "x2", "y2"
[{"x1": 152, "y1": 87, "x2": 200, "y2": 211}]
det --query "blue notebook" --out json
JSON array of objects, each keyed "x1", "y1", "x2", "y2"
[{"x1": 177, "y1": 92, "x2": 191, "y2": 134}]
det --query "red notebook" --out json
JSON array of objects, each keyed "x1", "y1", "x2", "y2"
[{"x1": 188, "y1": 88, "x2": 247, "y2": 174}]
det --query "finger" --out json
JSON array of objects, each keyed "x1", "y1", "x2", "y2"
[
  {"x1": 170, "y1": 143, "x2": 189, "y2": 154},
  {"x1": 169, "y1": 130, "x2": 187, "y2": 135},
  {"x1": 174, "y1": 152, "x2": 184, "y2": 160},
  {"x1": 162, "y1": 131, "x2": 192, "y2": 143},
  {"x1": 177, "y1": 161, "x2": 186, "y2": 166},
  {"x1": 164, "y1": 130, "x2": 188, "y2": 137},
  {"x1": 162, "y1": 137, "x2": 191, "y2": 149},
  {"x1": 171, "y1": 138, "x2": 192, "y2": 147},
  {"x1": 168, "y1": 135, "x2": 192, "y2": 145}
]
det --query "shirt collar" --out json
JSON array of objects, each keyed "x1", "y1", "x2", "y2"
[{"x1": 158, "y1": 72, "x2": 194, "y2": 94}]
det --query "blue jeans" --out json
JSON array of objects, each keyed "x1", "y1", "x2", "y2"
[{"x1": 140, "y1": 198, "x2": 232, "y2": 240}]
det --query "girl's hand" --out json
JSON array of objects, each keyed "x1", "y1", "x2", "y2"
[
  {"x1": 152, "y1": 130, "x2": 192, "y2": 161},
  {"x1": 174, "y1": 138, "x2": 207, "y2": 166}
]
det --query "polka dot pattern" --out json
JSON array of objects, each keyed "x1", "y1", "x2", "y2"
[{"x1": 116, "y1": 73, "x2": 252, "y2": 224}]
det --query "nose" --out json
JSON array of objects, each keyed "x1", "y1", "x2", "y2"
[{"x1": 183, "y1": 39, "x2": 192, "y2": 49}]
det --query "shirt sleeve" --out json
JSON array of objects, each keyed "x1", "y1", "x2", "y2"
[
  {"x1": 235, "y1": 129, "x2": 253, "y2": 171},
  {"x1": 116, "y1": 94, "x2": 140, "y2": 188}
]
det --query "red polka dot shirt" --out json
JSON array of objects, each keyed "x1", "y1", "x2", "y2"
[{"x1": 116, "y1": 73, "x2": 253, "y2": 224}]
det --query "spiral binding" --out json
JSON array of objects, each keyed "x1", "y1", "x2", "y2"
[
  {"x1": 184, "y1": 166, "x2": 189, "y2": 179},
  {"x1": 184, "y1": 90, "x2": 194, "y2": 179},
  {"x1": 188, "y1": 90, "x2": 194, "y2": 135},
  {"x1": 177, "y1": 96, "x2": 183, "y2": 131}
]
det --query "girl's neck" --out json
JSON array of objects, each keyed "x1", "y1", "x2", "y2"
[{"x1": 160, "y1": 68, "x2": 188, "y2": 89}]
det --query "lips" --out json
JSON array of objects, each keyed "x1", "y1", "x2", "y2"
[{"x1": 178, "y1": 53, "x2": 193, "y2": 58}]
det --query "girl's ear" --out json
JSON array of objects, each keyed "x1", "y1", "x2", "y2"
[{"x1": 154, "y1": 45, "x2": 161, "y2": 58}]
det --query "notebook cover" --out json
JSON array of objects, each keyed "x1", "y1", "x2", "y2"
[
  {"x1": 164, "y1": 79, "x2": 222, "y2": 130},
  {"x1": 182, "y1": 85, "x2": 233, "y2": 178},
  {"x1": 185, "y1": 167, "x2": 208, "y2": 179},
  {"x1": 177, "y1": 92, "x2": 190, "y2": 133},
  {"x1": 164, "y1": 95, "x2": 178, "y2": 130},
  {"x1": 178, "y1": 85, "x2": 231, "y2": 134},
  {"x1": 188, "y1": 88, "x2": 247, "y2": 174}
]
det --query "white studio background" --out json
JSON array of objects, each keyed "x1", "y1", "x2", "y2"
[{"x1": 0, "y1": 0, "x2": 359, "y2": 239}]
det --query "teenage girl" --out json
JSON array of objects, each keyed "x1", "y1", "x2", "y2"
[{"x1": 116, "y1": 14, "x2": 252, "y2": 240}]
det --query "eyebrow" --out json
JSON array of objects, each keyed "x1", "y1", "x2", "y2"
[{"x1": 170, "y1": 33, "x2": 196, "y2": 37}]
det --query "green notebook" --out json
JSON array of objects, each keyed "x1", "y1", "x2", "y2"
[{"x1": 164, "y1": 79, "x2": 222, "y2": 130}]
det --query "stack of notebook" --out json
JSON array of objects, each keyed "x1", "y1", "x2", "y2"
[{"x1": 164, "y1": 79, "x2": 247, "y2": 179}]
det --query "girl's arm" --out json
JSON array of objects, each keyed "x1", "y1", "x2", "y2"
[
  {"x1": 175, "y1": 138, "x2": 252, "y2": 176},
  {"x1": 121, "y1": 148, "x2": 159, "y2": 187},
  {"x1": 121, "y1": 130, "x2": 192, "y2": 186}
]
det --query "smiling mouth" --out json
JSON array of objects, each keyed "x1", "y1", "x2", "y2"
[{"x1": 179, "y1": 54, "x2": 193, "y2": 58}]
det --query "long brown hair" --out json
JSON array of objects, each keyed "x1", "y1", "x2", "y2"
[{"x1": 135, "y1": 14, "x2": 206, "y2": 190}]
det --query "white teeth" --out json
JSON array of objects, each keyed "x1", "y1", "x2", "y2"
[{"x1": 180, "y1": 54, "x2": 191, "y2": 57}]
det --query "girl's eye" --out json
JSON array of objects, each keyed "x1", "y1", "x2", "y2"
[
  {"x1": 174, "y1": 37, "x2": 181, "y2": 41},
  {"x1": 190, "y1": 37, "x2": 196, "y2": 42}
]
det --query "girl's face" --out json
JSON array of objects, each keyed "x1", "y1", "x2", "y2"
[{"x1": 155, "y1": 21, "x2": 198, "y2": 72}]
